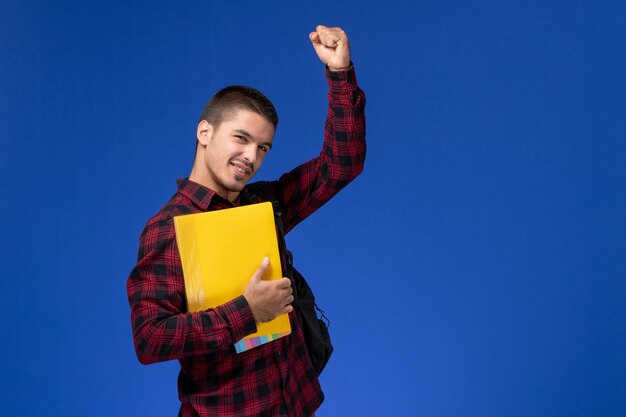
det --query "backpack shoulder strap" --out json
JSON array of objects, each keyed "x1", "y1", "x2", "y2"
[
  {"x1": 247, "y1": 182, "x2": 333, "y2": 374},
  {"x1": 247, "y1": 181, "x2": 280, "y2": 219},
  {"x1": 246, "y1": 181, "x2": 292, "y2": 264}
]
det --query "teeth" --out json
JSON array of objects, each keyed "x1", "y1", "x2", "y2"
[{"x1": 233, "y1": 164, "x2": 249, "y2": 175}]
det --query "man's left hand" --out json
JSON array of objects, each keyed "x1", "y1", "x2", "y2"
[{"x1": 309, "y1": 25, "x2": 351, "y2": 71}]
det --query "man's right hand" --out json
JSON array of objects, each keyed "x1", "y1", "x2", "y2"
[{"x1": 243, "y1": 257, "x2": 294, "y2": 323}]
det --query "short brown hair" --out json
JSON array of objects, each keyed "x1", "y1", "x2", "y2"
[{"x1": 199, "y1": 85, "x2": 278, "y2": 129}]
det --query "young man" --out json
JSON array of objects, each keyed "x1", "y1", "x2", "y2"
[{"x1": 127, "y1": 25, "x2": 366, "y2": 417}]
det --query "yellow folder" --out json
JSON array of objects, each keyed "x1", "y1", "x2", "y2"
[{"x1": 173, "y1": 202, "x2": 291, "y2": 352}]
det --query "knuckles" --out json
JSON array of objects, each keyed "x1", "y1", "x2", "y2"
[{"x1": 315, "y1": 25, "x2": 348, "y2": 42}]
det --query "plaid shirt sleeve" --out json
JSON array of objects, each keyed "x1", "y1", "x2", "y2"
[
  {"x1": 126, "y1": 213, "x2": 258, "y2": 365},
  {"x1": 276, "y1": 65, "x2": 366, "y2": 233}
]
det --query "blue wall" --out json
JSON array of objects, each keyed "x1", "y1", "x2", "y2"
[{"x1": 1, "y1": 1, "x2": 625, "y2": 416}]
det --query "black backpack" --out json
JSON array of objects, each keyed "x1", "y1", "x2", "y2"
[{"x1": 246, "y1": 182, "x2": 333, "y2": 375}]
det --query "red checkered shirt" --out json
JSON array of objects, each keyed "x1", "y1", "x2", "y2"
[{"x1": 127, "y1": 66, "x2": 366, "y2": 417}]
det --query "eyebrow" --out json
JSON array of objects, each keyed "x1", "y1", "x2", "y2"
[{"x1": 233, "y1": 129, "x2": 273, "y2": 149}]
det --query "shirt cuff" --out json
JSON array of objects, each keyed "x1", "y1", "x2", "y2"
[
  {"x1": 217, "y1": 295, "x2": 257, "y2": 342},
  {"x1": 326, "y1": 62, "x2": 358, "y2": 88}
]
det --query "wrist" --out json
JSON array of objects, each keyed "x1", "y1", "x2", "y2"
[{"x1": 327, "y1": 63, "x2": 352, "y2": 72}]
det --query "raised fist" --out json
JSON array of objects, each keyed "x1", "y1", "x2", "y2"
[{"x1": 309, "y1": 25, "x2": 351, "y2": 71}]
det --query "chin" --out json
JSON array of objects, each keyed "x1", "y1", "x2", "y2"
[
  {"x1": 232, "y1": 175, "x2": 254, "y2": 188},
  {"x1": 228, "y1": 180, "x2": 247, "y2": 192}
]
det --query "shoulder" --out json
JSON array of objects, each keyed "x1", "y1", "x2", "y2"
[{"x1": 139, "y1": 193, "x2": 197, "y2": 251}]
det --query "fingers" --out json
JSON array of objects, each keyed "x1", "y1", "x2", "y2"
[
  {"x1": 261, "y1": 278, "x2": 293, "y2": 319},
  {"x1": 309, "y1": 24, "x2": 351, "y2": 71},
  {"x1": 244, "y1": 259, "x2": 294, "y2": 322},
  {"x1": 309, "y1": 31, "x2": 320, "y2": 45},
  {"x1": 276, "y1": 277, "x2": 292, "y2": 289},
  {"x1": 313, "y1": 25, "x2": 347, "y2": 47},
  {"x1": 244, "y1": 258, "x2": 295, "y2": 322},
  {"x1": 273, "y1": 278, "x2": 293, "y2": 302}
]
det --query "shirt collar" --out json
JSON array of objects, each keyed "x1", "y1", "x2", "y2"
[
  {"x1": 176, "y1": 178, "x2": 257, "y2": 210},
  {"x1": 176, "y1": 178, "x2": 221, "y2": 210}
]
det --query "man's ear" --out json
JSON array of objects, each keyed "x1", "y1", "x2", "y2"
[{"x1": 197, "y1": 120, "x2": 213, "y2": 146}]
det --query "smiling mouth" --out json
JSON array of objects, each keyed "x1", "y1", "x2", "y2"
[{"x1": 231, "y1": 161, "x2": 252, "y2": 179}]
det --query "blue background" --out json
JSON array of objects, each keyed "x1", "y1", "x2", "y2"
[{"x1": 1, "y1": 1, "x2": 625, "y2": 416}]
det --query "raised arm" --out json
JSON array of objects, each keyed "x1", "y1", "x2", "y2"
[{"x1": 276, "y1": 25, "x2": 367, "y2": 233}]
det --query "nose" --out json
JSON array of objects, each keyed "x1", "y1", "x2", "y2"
[{"x1": 242, "y1": 143, "x2": 257, "y2": 165}]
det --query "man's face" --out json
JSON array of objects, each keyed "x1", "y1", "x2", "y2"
[{"x1": 197, "y1": 109, "x2": 275, "y2": 201}]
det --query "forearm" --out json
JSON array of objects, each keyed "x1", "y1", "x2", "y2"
[
  {"x1": 127, "y1": 234, "x2": 257, "y2": 364},
  {"x1": 322, "y1": 64, "x2": 367, "y2": 184},
  {"x1": 129, "y1": 294, "x2": 256, "y2": 365},
  {"x1": 278, "y1": 65, "x2": 366, "y2": 233}
]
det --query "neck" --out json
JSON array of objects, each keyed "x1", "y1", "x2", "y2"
[{"x1": 189, "y1": 163, "x2": 240, "y2": 204}]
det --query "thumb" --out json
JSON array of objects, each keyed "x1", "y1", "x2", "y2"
[{"x1": 251, "y1": 257, "x2": 270, "y2": 282}]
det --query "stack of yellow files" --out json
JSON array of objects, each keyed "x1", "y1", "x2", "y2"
[{"x1": 173, "y1": 202, "x2": 291, "y2": 353}]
